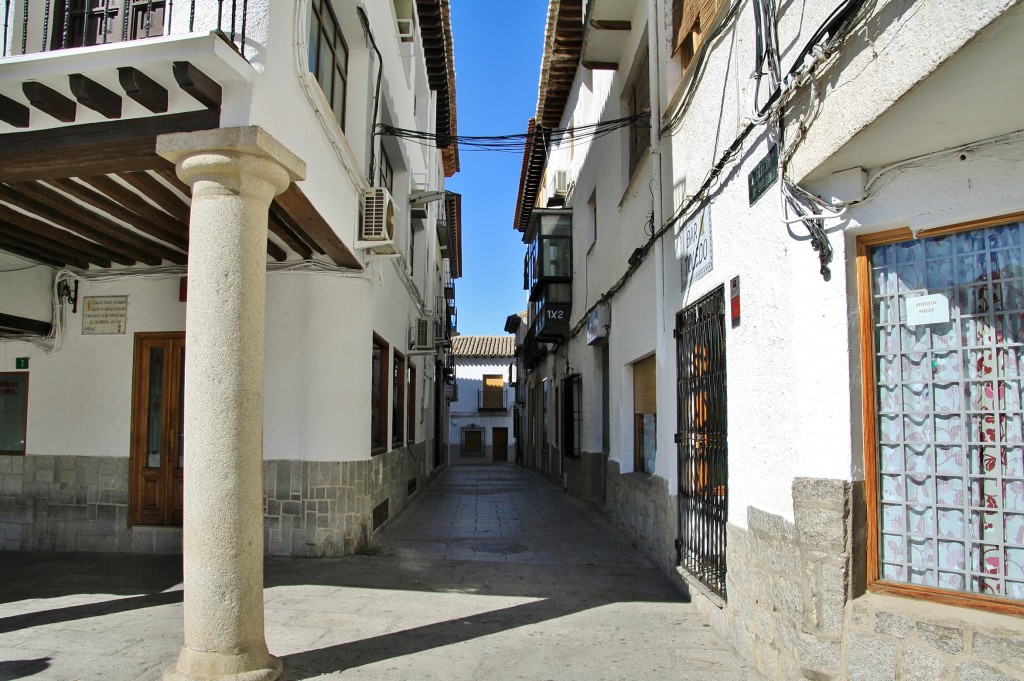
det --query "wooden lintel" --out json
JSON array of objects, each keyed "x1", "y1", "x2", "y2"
[
  {"x1": 0, "y1": 183, "x2": 167, "y2": 266},
  {"x1": 120, "y1": 171, "x2": 191, "y2": 224},
  {"x1": 47, "y1": 177, "x2": 187, "y2": 253},
  {"x1": 78, "y1": 174, "x2": 190, "y2": 239},
  {"x1": 0, "y1": 311, "x2": 54, "y2": 337},
  {"x1": 69, "y1": 74, "x2": 123, "y2": 119},
  {"x1": 266, "y1": 238, "x2": 287, "y2": 262},
  {"x1": 273, "y1": 184, "x2": 361, "y2": 269},
  {"x1": 172, "y1": 61, "x2": 222, "y2": 109},
  {"x1": 0, "y1": 93, "x2": 30, "y2": 128},
  {"x1": 118, "y1": 67, "x2": 168, "y2": 113},
  {"x1": 0, "y1": 109, "x2": 220, "y2": 183},
  {"x1": 590, "y1": 19, "x2": 631, "y2": 31},
  {"x1": 0, "y1": 203, "x2": 118, "y2": 267},
  {"x1": 22, "y1": 81, "x2": 77, "y2": 122},
  {"x1": 0, "y1": 219, "x2": 92, "y2": 269},
  {"x1": 268, "y1": 206, "x2": 315, "y2": 260},
  {"x1": 582, "y1": 61, "x2": 619, "y2": 71}
]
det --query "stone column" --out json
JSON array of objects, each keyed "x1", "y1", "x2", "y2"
[{"x1": 156, "y1": 127, "x2": 305, "y2": 681}]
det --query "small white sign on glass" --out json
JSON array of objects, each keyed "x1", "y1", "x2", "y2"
[{"x1": 906, "y1": 292, "x2": 950, "y2": 327}]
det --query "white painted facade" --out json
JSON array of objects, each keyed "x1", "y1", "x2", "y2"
[
  {"x1": 0, "y1": 0, "x2": 461, "y2": 557},
  {"x1": 516, "y1": 0, "x2": 1024, "y2": 677}
]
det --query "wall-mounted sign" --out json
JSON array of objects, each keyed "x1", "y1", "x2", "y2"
[
  {"x1": 82, "y1": 296, "x2": 129, "y2": 335},
  {"x1": 748, "y1": 144, "x2": 779, "y2": 205},
  {"x1": 730, "y1": 276, "x2": 740, "y2": 327},
  {"x1": 586, "y1": 302, "x2": 610, "y2": 345},
  {"x1": 679, "y1": 205, "x2": 713, "y2": 289},
  {"x1": 906, "y1": 293, "x2": 950, "y2": 327},
  {"x1": 15, "y1": 358, "x2": 28, "y2": 370}
]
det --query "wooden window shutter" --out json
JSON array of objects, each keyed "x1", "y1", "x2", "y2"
[{"x1": 633, "y1": 355, "x2": 657, "y2": 414}]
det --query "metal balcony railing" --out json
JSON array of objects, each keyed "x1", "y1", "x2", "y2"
[
  {"x1": 477, "y1": 388, "x2": 508, "y2": 412},
  {"x1": 3, "y1": 1, "x2": 251, "y2": 60}
]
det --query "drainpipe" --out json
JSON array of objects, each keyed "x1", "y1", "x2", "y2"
[{"x1": 647, "y1": 0, "x2": 667, "y2": 480}]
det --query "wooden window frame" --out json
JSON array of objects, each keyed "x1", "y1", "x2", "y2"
[
  {"x1": 627, "y1": 51, "x2": 650, "y2": 180},
  {"x1": 857, "y1": 211, "x2": 1024, "y2": 617},
  {"x1": 633, "y1": 355, "x2": 657, "y2": 473},
  {"x1": 0, "y1": 372, "x2": 29, "y2": 456},
  {"x1": 371, "y1": 334, "x2": 389, "y2": 454},
  {"x1": 309, "y1": 0, "x2": 349, "y2": 131},
  {"x1": 462, "y1": 427, "x2": 484, "y2": 455},
  {"x1": 392, "y1": 350, "x2": 405, "y2": 447},
  {"x1": 407, "y1": 364, "x2": 416, "y2": 444}
]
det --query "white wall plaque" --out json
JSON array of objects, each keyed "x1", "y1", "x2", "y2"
[
  {"x1": 82, "y1": 296, "x2": 129, "y2": 335},
  {"x1": 906, "y1": 293, "x2": 950, "y2": 327},
  {"x1": 678, "y1": 205, "x2": 713, "y2": 289}
]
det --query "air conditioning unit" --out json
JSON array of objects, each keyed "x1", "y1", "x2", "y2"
[
  {"x1": 357, "y1": 187, "x2": 398, "y2": 255},
  {"x1": 412, "y1": 317, "x2": 434, "y2": 351},
  {"x1": 553, "y1": 169, "x2": 569, "y2": 196}
]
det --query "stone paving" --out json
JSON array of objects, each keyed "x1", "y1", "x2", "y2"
[{"x1": 0, "y1": 464, "x2": 761, "y2": 680}]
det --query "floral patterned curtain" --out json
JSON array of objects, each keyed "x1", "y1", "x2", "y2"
[{"x1": 872, "y1": 221, "x2": 1024, "y2": 601}]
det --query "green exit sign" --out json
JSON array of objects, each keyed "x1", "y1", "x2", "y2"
[{"x1": 15, "y1": 357, "x2": 28, "y2": 370}]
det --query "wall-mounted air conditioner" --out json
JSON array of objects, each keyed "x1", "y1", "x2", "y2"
[
  {"x1": 412, "y1": 317, "x2": 434, "y2": 351},
  {"x1": 357, "y1": 187, "x2": 398, "y2": 255},
  {"x1": 553, "y1": 169, "x2": 569, "y2": 196}
]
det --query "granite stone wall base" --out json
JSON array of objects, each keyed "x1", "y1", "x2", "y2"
[
  {"x1": 682, "y1": 478, "x2": 1024, "y2": 681},
  {"x1": 264, "y1": 443, "x2": 428, "y2": 557},
  {"x1": 561, "y1": 450, "x2": 606, "y2": 504},
  {"x1": 604, "y1": 458, "x2": 677, "y2": 577},
  {"x1": 0, "y1": 446, "x2": 431, "y2": 557}
]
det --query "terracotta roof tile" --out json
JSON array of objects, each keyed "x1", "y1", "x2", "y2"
[{"x1": 452, "y1": 335, "x2": 516, "y2": 358}]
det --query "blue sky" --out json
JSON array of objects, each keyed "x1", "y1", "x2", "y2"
[{"x1": 446, "y1": 1, "x2": 549, "y2": 336}]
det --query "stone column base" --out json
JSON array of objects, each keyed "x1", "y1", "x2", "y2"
[{"x1": 163, "y1": 646, "x2": 282, "y2": 681}]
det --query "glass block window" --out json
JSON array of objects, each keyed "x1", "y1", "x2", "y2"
[{"x1": 868, "y1": 219, "x2": 1024, "y2": 603}]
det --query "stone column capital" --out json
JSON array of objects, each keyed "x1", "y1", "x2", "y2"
[{"x1": 157, "y1": 125, "x2": 307, "y2": 197}]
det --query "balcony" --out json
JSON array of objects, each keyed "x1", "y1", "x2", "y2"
[
  {"x1": 3, "y1": 1, "x2": 251, "y2": 60},
  {"x1": 477, "y1": 388, "x2": 508, "y2": 412}
]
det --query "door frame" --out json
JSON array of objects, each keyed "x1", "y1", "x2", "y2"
[{"x1": 129, "y1": 331, "x2": 185, "y2": 527}]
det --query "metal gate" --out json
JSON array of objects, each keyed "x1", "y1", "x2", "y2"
[{"x1": 676, "y1": 285, "x2": 728, "y2": 598}]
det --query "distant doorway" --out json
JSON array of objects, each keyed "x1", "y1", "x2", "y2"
[{"x1": 493, "y1": 427, "x2": 509, "y2": 462}]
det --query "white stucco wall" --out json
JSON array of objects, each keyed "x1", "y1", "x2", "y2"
[{"x1": 0, "y1": 254, "x2": 54, "y2": 323}]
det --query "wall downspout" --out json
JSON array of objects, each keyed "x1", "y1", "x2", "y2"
[{"x1": 647, "y1": 0, "x2": 669, "y2": 485}]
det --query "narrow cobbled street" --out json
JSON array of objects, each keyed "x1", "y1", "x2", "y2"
[{"x1": 0, "y1": 465, "x2": 761, "y2": 680}]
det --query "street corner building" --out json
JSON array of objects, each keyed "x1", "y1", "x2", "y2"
[
  {"x1": 510, "y1": 0, "x2": 1024, "y2": 679},
  {"x1": 0, "y1": 1, "x2": 463, "y2": 559}
]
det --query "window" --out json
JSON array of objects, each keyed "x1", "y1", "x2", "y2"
[
  {"x1": 371, "y1": 335, "x2": 389, "y2": 452},
  {"x1": 393, "y1": 351, "x2": 406, "y2": 446},
  {"x1": 627, "y1": 51, "x2": 650, "y2": 179},
  {"x1": 407, "y1": 365, "x2": 416, "y2": 443},
  {"x1": 463, "y1": 428, "x2": 483, "y2": 455},
  {"x1": 379, "y1": 149, "x2": 394, "y2": 195},
  {"x1": 633, "y1": 355, "x2": 657, "y2": 473},
  {"x1": 308, "y1": 0, "x2": 349, "y2": 130},
  {"x1": 859, "y1": 215, "x2": 1024, "y2": 614},
  {"x1": 562, "y1": 375, "x2": 582, "y2": 458},
  {"x1": 677, "y1": 287, "x2": 728, "y2": 598},
  {"x1": 0, "y1": 373, "x2": 28, "y2": 456},
  {"x1": 672, "y1": 0, "x2": 725, "y2": 71},
  {"x1": 481, "y1": 374, "x2": 505, "y2": 411}
]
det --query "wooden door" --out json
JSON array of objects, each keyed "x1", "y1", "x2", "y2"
[
  {"x1": 493, "y1": 427, "x2": 508, "y2": 462},
  {"x1": 130, "y1": 332, "x2": 184, "y2": 527}
]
